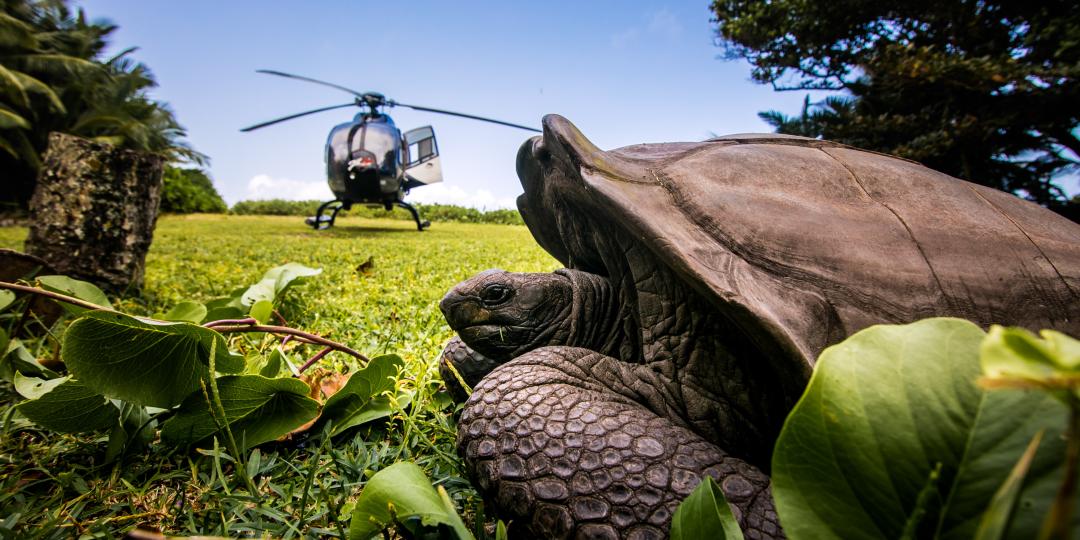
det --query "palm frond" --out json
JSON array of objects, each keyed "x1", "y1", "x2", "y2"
[{"x1": 0, "y1": 105, "x2": 31, "y2": 129}]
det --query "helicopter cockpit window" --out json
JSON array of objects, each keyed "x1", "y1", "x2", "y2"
[
  {"x1": 351, "y1": 124, "x2": 399, "y2": 173},
  {"x1": 405, "y1": 126, "x2": 438, "y2": 167}
]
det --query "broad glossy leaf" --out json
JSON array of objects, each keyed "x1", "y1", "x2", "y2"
[
  {"x1": 772, "y1": 318, "x2": 1070, "y2": 540},
  {"x1": 106, "y1": 402, "x2": 155, "y2": 462},
  {"x1": 15, "y1": 376, "x2": 118, "y2": 433},
  {"x1": 203, "y1": 294, "x2": 245, "y2": 322},
  {"x1": 249, "y1": 299, "x2": 273, "y2": 324},
  {"x1": 246, "y1": 347, "x2": 288, "y2": 378},
  {"x1": 160, "y1": 375, "x2": 319, "y2": 450},
  {"x1": 975, "y1": 431, "x2": 1043, "y2": 540},
  {"x1": 0, "y1": 289, "x2": 14, "y2": 312},
  {"x1": 240, "y1": 263, "x2": 321, "y2": 306},
  {"x1": 349, "y1": 461, "x2": 473, "y2": 540},
  {"x1": 14, "y1": 372, "x2": 63, "y2": 399},
  {"x1": 671, "y1": 476, "x2": 744, "y2": 540},
  {"x1": 63, "y1": 311, "x2": 243, "y2": 408},
  {"x1": 162, "y1": 301, "x2": 208, "y2": 323},
  {"x1": 37, "y1": 275, "x2": 112, "y2": 314},
  {"x1": 1, "y1": 341, "x2": 59, "y2": 381},
  {"x1": 1040, "y1": 330, "x2": 1080, "y2": 370},
  {"x1": 982, "y1": 326, "x2": 1080, "y2": 383},
  {"x1": 320, "y1": 355, "x2": 403, "y2": 436}
]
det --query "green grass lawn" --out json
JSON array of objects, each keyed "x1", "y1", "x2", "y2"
[{"x1": 0, "y1": 214, "x2": 558, "y2": 538}]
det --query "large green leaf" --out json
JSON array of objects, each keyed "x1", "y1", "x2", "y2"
[
  {"x1": 248, "y1": 299, "x2": 273, "y2": 324},
  {"x1": 160, "y1": 375, "x2": 319, "y2": 450},
  {"x1": 203, "y1": 292, "x2": 246, "y2": 323},
  {"x1": 15, "y1": 376, "x2": 118, "y2": 433},
  {"x1": 319, "y1": 354, "x2": 404, "y2": 436},
  {"x1": 671, "y1": 476, "x2": 744, "y2": 540},
  {"x1": 0, "y1": 106, "x2": 29, "y2": 129},
  {"x1": 772, "y1": 318, "x2": 1070, "y2": 540},
  {"x1": 981, "y1": 326, "x2": 1080, "y2": 403},
  {"x1": 63, "y1": 311, "x2": 244, "y2": 408},
  {"x1": 974, "y1": 431, "x2": 1044, "y2": 540},
  {"x1": 160, "y1": 301, "x2": 208, "y2": 324},
  {"x1": 240, "y1": 263, "x2": 321, "y2": 306},
  {"x1": 1, "y1": 340, "x2": 59, "y2": 382},
  {"x1": 37, "y1": 275, "x2": 112, "y2": 315},
  {"x1": 0, "y1": 289, "x2": 15, "y2": 312},
  {"x1": 349, "y1": 461, "x2": 473, "y2": 540}
]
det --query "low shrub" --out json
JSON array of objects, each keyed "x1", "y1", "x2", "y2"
[
  {"x1": 229, "y1": 199, "x2": 524, "y2": 225},
  {"x1": 160, "y1": 167, "x2": 227, "y2": 214}
]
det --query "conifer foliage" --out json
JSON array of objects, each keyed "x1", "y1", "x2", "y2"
[{"x1": 712, "y1": 0, "x2": 1080, "y2": 220}]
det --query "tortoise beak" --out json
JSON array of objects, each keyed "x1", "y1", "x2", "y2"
[{"x1": 439, "y1": 291, "x2": 480, "y2": 330}]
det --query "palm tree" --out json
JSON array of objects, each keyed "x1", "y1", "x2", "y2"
[{"x1": 0, "y1": 0, "x2": 202, "y2": 211}]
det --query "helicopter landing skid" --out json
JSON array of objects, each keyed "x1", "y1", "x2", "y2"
[
  {"x1": 305, "y1": 200, "x2": 346, "y2": 230},
  {"x1": 396, "y1": 201, "x2": 431, "y2": 231}
]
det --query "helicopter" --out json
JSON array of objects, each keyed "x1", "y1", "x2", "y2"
[{"x1": 241, "y1": 70, "x2": 540, "y2": 231}]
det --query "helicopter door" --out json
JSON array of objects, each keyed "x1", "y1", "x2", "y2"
[{"x1": 403, "y1": 126, "x2": 443, "y2": 186}]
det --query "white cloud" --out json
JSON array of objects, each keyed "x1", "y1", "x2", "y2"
[
  {"x1": 245, "y1": 174, "x2": 333, "y2": 201},
  {"x1": 610, "y1": 27, "x2": 640, "y2": 48},
  {"x1": 647, "y1": 9, "x2": 682, "y2": 39},
  {"x1": 407, "y1": 183, "x2": 518, "y2": 210},
  {"x1": 611, "y1": 9, "x2": 682, "y2": 49}
]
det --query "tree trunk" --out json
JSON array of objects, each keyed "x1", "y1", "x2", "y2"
[{"x1": 25, "y1": 132, "x2": 164, "y2": 292}]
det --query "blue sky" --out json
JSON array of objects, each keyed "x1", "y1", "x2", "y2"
[{"x1": 76, "y1": 1, "x2": 833, "y2": 207}]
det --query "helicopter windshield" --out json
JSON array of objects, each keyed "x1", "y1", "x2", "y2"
[{"x1": 353, "y1": 119, "x2": 400, "y2": 173}]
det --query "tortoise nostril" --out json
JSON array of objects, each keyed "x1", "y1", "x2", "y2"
[
  {"x1": 439, "y1": 292, "x2": 463, "y2": 318},
  {"x1": 440, "y1": 293, "x2": 484, "y2": 329}
]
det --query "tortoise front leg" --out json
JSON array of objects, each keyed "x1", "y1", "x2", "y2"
[
  {"x1": 458, "y1": 346, "x2": 783, "y2": 539},
  {"x1": 440, "y1": 336, "x2": 503, "y2": 402}
]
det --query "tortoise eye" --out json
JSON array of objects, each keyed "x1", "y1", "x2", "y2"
[{"x1": 480, "y1": 285, "x2": 512, "y2": 306}]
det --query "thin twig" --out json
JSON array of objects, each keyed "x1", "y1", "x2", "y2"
[
  {"x1": 202, "y1": 317, "x2": 257, "y2": 328},
  {"x1": 0, "y1": 281, "x2": 113, "y2": 313},
  {"x1": 1, "y1": 279, "x2": 369, "y2": 365},
  {"x1": 211, "y1": 324, "x2": 367, "y2": 362},
  {"x1": 297, "y1": 346, "x2": 333, "y2": 375}
]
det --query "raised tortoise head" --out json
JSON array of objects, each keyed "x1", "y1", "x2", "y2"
[{"x1": 439, "y1": 269, "x2": 573, "y2": 361}]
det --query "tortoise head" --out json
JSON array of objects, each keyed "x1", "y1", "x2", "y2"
[{"x1": 439, "y1": 269, "x2": 573, "y2": 361}]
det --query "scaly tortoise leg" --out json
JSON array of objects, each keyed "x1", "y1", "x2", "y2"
[
  {"x1": 439, "y1": 336, "x2": 504, "y2": 403},
  {"x1": 457, "y1": 346, "x2": 783, "y2": 539}
]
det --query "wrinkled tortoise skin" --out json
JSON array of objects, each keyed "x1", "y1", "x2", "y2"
[{"x1": 440, "y1": 115, "x2": 1080, "y2": 539}]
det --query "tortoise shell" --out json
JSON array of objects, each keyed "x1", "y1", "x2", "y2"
[{"x1": 515, "y1": 115, "x2": 1080, "y2": 378}]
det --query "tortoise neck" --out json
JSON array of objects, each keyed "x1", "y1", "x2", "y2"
[{"x1": 555, "y1": 268, "x2": 631, "y2": 359}]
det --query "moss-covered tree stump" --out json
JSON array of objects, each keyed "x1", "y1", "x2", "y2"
[{"x1": 25, "y1": 133, "x2": 164, "y2": 291}]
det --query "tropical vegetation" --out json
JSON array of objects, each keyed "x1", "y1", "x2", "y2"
[
  {"x1": 229, "y1": 199, "x2": 524, "y2": 225},
  {"x1": 0, "y1": 0, "x2": 201, "y2": 211},
  {"x1": 160, "y1": 167, "x2": 227, "y2": 214}
]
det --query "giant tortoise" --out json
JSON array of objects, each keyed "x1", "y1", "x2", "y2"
[{"x1": 438, "y1": 115, "x2": 1080, "y2": 539}]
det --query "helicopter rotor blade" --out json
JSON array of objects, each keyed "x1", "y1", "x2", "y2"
[
  {"x1": 255, "y1": 69, "x2": 366, "y2": 98},
  {"x1": 391, "y1": 102, "x2": 541, "y2": 132},
  {"x1": 240, "y1": 102, "x2": 357, "y2": 132}
]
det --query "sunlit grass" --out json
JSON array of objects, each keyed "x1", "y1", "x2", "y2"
[{"x1": 0, "y1": 214, "x2": 558, "y2": 537}]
